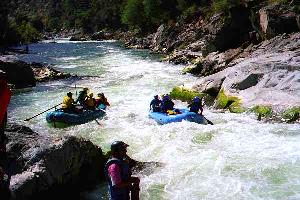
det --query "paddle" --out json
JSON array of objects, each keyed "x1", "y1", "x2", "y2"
[
  {"x1": 24, "y1": 103, "x2": 62, "y2": 121},
  {"x1": 204, "y1": 116, "x2": 214, "y2": 125}
]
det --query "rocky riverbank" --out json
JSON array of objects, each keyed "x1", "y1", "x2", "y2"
[{"x1": 102, "y1": 2, "x2": 300, "y2": 123}]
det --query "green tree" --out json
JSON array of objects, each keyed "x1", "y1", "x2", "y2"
[{"x1": 121, "y1": 0, "x2": 147, "y2": 31}]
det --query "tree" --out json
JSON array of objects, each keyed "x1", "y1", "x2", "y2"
[{"x1": 121, "y1": 0, "x2": 147, "y2": 30}]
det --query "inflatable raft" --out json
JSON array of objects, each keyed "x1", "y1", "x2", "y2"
[
  {"x1": 149, "y1": 108, "x2": 211, "y2": 125},
  {"x1": 46, "y1": 105, "x2": 106, "y2": 128}
]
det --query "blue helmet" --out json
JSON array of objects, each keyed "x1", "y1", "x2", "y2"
[
  {"x1": 162, "y1": 94, "x2": 169, "y2": 101},
  {"x1": 193, "y1": 96, "x2": 200, "y2": 103},
  {"x1": 111, "y1": 141, "x2": 129, "y2": 152}
]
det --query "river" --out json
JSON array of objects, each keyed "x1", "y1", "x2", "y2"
[{"x1": 8, "y1": 40, "x2": 300, "y2": 200}]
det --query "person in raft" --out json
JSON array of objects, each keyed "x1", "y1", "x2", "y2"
[
  {"x1": 188, "y1": 96, "x2": 203, "y2": 115},
  {"x1": 76, "y1": 87, "x2": 89, "y2": 106},
  {"x1": 95, "y1": 93, "x2": 110, "y2": 108},
  {"x1": 61, "y1": 92, "x2": 76, "y2": 113},
  {"x1": 85, "y1": 93, "x2": 96, "y2": 110},
  {"x1": 105, "y1": 141, "x2": 140, "y2": 200},
  {"x1": 149, "y1": 95, "x2": 162, "y2": 112},
  {"x1": 161, "y1": 94, "x2": 176, "y2": 114}
]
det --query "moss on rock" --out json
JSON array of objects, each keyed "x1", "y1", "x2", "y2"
[
  {"x1": 215, "y1": 88, "x2": 243, "y2": 113},
  {"x1": 281, "y1": 107, "x2": 300, "y2": 122},
  {"x1": 250, "y1": 105, "x2": 272, "y2": 120},
  {"x1": 169, "y1": 86, "x2": 205, "y2": 102}
]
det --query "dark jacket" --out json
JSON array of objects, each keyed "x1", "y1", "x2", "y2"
[
  {"x1": 150, "y1": 99, "x2": 162, "y2": 112},
  {"x1": 105, "y1": 158, "x2": 130, "y2": 200}
]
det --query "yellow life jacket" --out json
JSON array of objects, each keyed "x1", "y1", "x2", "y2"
[
  {"x1": 167, "y1": 110, "x2": 177, "y2": 115},
  {"x1": 62, "y1": 96, "x2": 74, "y2": 109}
]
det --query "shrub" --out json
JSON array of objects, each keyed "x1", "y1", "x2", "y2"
[
  {"x1": 169, "y1": 86, "x2": 205, "y2": 102},
  {"x1": 215, "y1": 88, "x2": 242, "y2": 112},
  {"x1": 281, "y1": 107, "x2": 300, "y2": 122},
  {"x1": 250, "y1": 105, "x2": 272, "y2": 120}
]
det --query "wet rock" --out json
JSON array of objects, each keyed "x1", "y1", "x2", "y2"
[
  {"x1": 31, "y1": 63, "x2": 72, "y2": 82},
  {"x1": 5, "y1": 124, "x2": 105, "y2": 200}
]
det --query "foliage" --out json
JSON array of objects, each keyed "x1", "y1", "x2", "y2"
[
  {"x1": 215, "y1": 88, "x2": 243, "y2": 113},
  {"x1": 250, "y1": 105, "x2": 272, "y2": 119},
  {"x1": 169, "y1": 86, "x2": 205, "y2": 102},
  {"x1": 281, "y1": 107, "x2": 300, "y2": 122},
  {"x1": 212, "y1": 0, "x2": 242, "y2": 14},
  {"x1": 121, "y1": 0, "x2": 147, "y2": 30}
]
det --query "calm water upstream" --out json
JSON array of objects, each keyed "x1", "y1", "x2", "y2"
[{"x1": 9, "y1": 39, "x2": 300, "y2": 200}]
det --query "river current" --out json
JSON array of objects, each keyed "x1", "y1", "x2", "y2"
[{"x1": 9, "y1": 40, "x2": 300, "y2": 200}]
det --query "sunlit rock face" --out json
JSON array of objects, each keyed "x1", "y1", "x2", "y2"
[{"x1": 193, "y1": 32, "x2": 300, "y2": 111}]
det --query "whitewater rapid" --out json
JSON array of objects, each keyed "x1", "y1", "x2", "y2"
[{"x1": 9, "y1": 40, "x2": 300, "y2": 200}]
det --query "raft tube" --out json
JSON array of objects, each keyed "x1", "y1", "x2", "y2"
[
  {"x1": 46, "y1": 105, "x2": 106, "y2": 128},
  {"x1": 149, "y1": 108, "x2": 210, "y2": 125}
]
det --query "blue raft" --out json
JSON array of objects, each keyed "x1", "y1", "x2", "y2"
[
  {"x1": 46, "y1": 105, "x2": 106, "y2": 127},
  {"x1": 149, "y1": 108, "x2": 210, "y2": 125}
]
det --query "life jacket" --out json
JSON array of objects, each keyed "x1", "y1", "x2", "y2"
[
  {"x1": 0, "y1": 80, "x2": 11, "y2": 124},
  {"x1": 161, "y1": 99, "x2": 174, "y2": 112},
  {"x1": 86, "y1": 97, "x2": 96, "y2": 107},
  {"x1": 150, "y1": 99, "x2": 161, "y2": 112},
  {"x1": 95, "y1": 97, "x2": 110, "y2": 107},
  {"x1": 189, "y1": 102, "x2": 202, "y2": 113},
  {"x1": 61, "y1": 96, "x2": 74, "y2": 109},
  {"x1": 105, "y1": 158, "x2": 130, "y2": 200}
]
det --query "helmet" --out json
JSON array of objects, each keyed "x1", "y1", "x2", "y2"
[
  {"x1": 111, "y1": 141, "x2": 129, "y2": 152},
  {"x1": 67, "y1": 92, "x2": 73, "y2": 96},
  {"x1": 154, "y1": 95, "x2": 159, "y2": 99},
  {"x1": 162, "y1": 94, "x2": 169, "y2": 101},
  {"x1": 193, "y1": 96, "x2": 200, "y2": 103},
  {"x1": 83, "y1": 88, "x2": 89, "y2": 91}
]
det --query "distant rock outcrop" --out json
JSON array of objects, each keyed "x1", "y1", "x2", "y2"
[
  {"x1": 0, "y1": 56, "x2": 71, "y2": 88},
  {"x1": 5, "y1": 124, "x2": 105, "y2": 200}
]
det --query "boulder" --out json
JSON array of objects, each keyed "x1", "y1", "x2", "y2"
[
  {"x1": 0, "y1": 56, "x2": 36, "y2": 88},
  {"x1": 259, "y1": 4, "x2": 299, "y2": 39},
  {"x1": 192, "y1": 32, "x2": 300, "y2": 111},
  {"x1": 4, "y1": 124, "x2": 105, "y2": 200}
]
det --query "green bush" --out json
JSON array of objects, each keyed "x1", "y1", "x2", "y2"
[
  {"x1": 15, "y1": 21, "x2": 41, "y2": 43},
  {"x1": 250, "y1": 105, "x2": 272, "y2": 119},
  {"x1": 281, "y1": 107, "x2": 300, "y2": 122},
  {"x1": 121, "y1": 0, "x2": 147, "y2": 30},
  {"x1": 215, "y1": 88, "x2": 242, "y2": 112},
  {"x1": 169, "y1": 86, "x2": 205, "y2": 102},
  {"x1": 212, "y1": 0, "x2": 241, "y2": 14}
]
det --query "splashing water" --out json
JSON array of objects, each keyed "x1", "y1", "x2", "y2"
[{"x1": 10, "y1": 40, "x2": 300, "y2": 200}]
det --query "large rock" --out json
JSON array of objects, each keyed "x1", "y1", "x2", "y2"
[
  {"x1": 4, "y1": 124, "x2": 105, "y2": 200},
  {"x1": 259, "y1": 4, "x2": 299, "y2": 39},
  {"x1": 0, "y1": 56, "x2": 36, "y2": 88},
  {"x1": 192, "y1": 32, "x2": 300, "y2": 111}
]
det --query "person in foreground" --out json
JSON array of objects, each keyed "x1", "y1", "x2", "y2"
[
  {"x1": 188, "y1": 96, "x2": 203, "y2": 115},
  {"x1": 161, "y1": 94, "x2": 175, "y2": 114},
  {"x1": 105, "y1": 141, "x2": 140, "y2": 200}
]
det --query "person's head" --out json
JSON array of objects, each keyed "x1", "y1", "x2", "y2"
[
  {"x1": 89, "y1": 93, "x2": 93, "y2": 97},
  {"x1": 163, "y1": 94, "x2": 169, "y2": 101},
  {"x1": 154, "y1": 95, "x2": 159, "y2": 99},
  {"x1": 83, "y1": 88, "x2": 89, "y2": 93},
  {"x1": 110, "y1": 141, "x2": 129, "y2": 158},
  {"x1": 67, "y1": 92, "x2": 73, "y2": 97},
  {"x1": 97, "y1": 93, "x2": 104, "y2": 98},
  {"x1": 193, "y1": 96, "x2": 200, "y2": 103}
]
